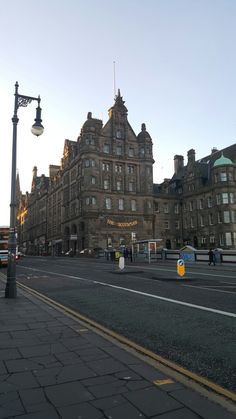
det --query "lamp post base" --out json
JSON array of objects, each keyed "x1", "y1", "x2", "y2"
[{"x1": 5, "y1": 280, "x2": 17, "y2": 298}]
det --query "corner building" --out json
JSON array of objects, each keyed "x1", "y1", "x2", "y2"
[{"x1": 47, "y1": 90, "x2": 154, "y2": 254}]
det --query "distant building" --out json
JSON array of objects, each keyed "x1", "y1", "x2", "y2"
[
  {"x1": 153, "y1": 145, "x2": 236, "y2": 249},
  {"x1": 17, "y1": 92, "x2": 236, "y2": 254}
]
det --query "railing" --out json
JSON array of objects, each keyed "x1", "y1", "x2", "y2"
[{"x1": 159, "y1": 249, "x2": 236, "y2": 263}]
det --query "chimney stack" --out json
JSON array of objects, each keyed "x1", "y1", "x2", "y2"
[{"x1": 174, "y1": 155, "x2": 184, "y2": 174}]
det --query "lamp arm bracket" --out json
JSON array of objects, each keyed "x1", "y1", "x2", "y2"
[{"x1": 17, "y1": 94, "x2": 40, "y2": 109}]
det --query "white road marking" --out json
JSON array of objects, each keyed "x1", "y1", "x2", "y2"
[
  {"x1": 19, "y1": 266, "x2": 236, "y2": 318},
  {"x1": 182, "y1": 284, "x2": 236, "y2": 295}
]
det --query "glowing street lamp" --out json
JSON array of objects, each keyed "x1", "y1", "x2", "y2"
[{"x1": 5, "y1": 82, "x2": 44, "y2": 298}]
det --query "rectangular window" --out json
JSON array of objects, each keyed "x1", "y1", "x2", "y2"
[
  {"x1": 229, "y1": 192, "x2": 234, "y2": 203},
  {"x1": 222, "y1": 193, "x2": 229, "y2": 204},
  {"x1": 190, "y1": 217, "x2": 194, "y2": 228},
  {"x1": 131, "y1": 199, "x2": 136, "y2": 211},
  {"x1": 85, "y1": 197, "x2": 90, "y2": 205},
  {"x1": 216, "y1": 194, "x2": 221, "y2": 205},
  {"x1": 201, "y1": 237, "x2": 206, "y2": 244},
  {"x1": 128, "y1": 182, "x2": 135, "y2": 192},
  {"x1": 228, "y1": 172, "x2": 233, "y2": 181},
  {"x1": 175, "y1": 220, "x2": 180, "y2": 229},
  {"x1": 209, "y1": 213, "x2": 213, "y2": 225},
  {"x1": 224, "y1": 211, "x2": 230, "y2": 223},
  {"x1": 116, "y1": 145, "x2": 122, "y2": 155},
  {"x1": 91, "y1": 197, "x2": 96, "y2": 205},
  {"x1": 200, "y1": 215, "x2": 204, "y2": 226},
  {"x1": 207, "y1": 197, "x2": 212, "y2": 208},
  {"x1": 117, "y1": 181, "x2": 122, "y2": 191},
  {"x1": 164, "y1": 221, "x2": 169, "y2": 229},
  {"x1": 218, "y1": 212, "x2": 222, "y2": 223},
  {"x1": 174, "y1": 204, "x2": 179, "y2": 214},
  {"x1": 91, "y1": 176, "x2": 96, "y2": 185},
  {"x1": 105, "y1": 197, "x2": 111, "y2": 209},
  {"x1": 225, "y1": 232, "x2": 232, "y2": 246},
  {"x1": 104, "y1": 180, "x2": 110, "y2": 190},
  {"x1": 233, "y1": 232, "x2": 236, "y2": 245},
  {"x1": 164, "y1": 203, "x2": 169, "y2": 213},
  {"x1": 199, "y1": 199, "x2": 203, "y2": 209},
  {"x1": 128, "y1": 165, "x2": 134, "y2": 174},
  {"x1": 128, "y1": 148, "x2": 134, "y2": 157},
  {"x1": 189, "y1": 201, "x2": 193, "y2": 211},
  {"x1": 115, "y1": 164, "x2": 122, "y2": 173},
  {"x1": 118, "y1": 198, "x2": 124, "y2": 210},
  {"x1": 210, "y1": 235, "x2": 215, "y2": 244},
  {"x1": 103, "y1": 144, "x2": 110, "y2": 153},
  {"x1": 219, "y1": 234, "x2": 224, "y2": 246},
  {"x1": 102, "y1": 162, "x2": 110, "y2": 171},
  {"x1": 220, "y1": 172, "x2": 227, "y2": 181},
  {"x1": 231, "y1": 210, "x2": 236, "y2": 223}
]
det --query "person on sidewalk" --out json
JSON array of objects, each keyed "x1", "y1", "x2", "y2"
[{"x1": 208, "y1": 248, "x2": 215, "y2": 266}]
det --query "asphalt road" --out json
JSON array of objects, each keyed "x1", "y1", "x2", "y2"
[{"x1": 8, "y1": 256, "x2": 236, "y2": 392}]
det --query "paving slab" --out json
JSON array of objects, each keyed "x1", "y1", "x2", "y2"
[
  {"x1": 0, "y1": 278, "x2": 235, "y2": 419},
  {"x1": 170, "y1": 388, "x2": 236, "y2": 419},
  {"x1": 104, "y1": 400, "x2": 147, "y2": 418},
  {"x1": 0, "y1": 392, "x2": 25, "y2": 418},
  {"x1": 44, "y1": 381, "x2": 94, "y2": 406},
  {"x1": 124, "y1": 386, "x2": 182, "y2": 416},
  {"x1": 0, "y1": 371, "x2": 39, "y2": 393},
  {"x1": 58, "y1": 401, "x2": 104, "y2": 419}
]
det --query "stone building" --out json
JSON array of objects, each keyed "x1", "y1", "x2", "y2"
[
  {"x1": 17, "y1": 92, "x2": 236, "y2": 254},
  {"x1": 18, "y1": 91, "x2": 155, "y2": 255},
  {"x1": 153, "y1": 145, "x2": 236, "y2": 250}
]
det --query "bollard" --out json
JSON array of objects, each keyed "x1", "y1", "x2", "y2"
[{"x1": 177, "y1": 258, "x2": 185, "y2": 277}]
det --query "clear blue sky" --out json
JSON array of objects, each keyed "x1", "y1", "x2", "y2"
[{"x1": 1, "y1": 0, "x2": 236, "y2": 225}]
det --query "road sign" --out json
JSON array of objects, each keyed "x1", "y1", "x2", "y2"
[{"x1": 177, "y1": 259, "x2": 185, "y2": 277}]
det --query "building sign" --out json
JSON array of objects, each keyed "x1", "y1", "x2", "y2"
[{"x1": 107, "y1": 219, "x2": 138, "y2": 228}]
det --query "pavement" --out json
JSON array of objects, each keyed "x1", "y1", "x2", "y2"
[{"x1": 0, "y1": 274, "x2": 235, "y2": 419}]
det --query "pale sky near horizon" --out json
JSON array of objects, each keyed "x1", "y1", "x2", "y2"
[{"x1": 1, "y1": 0, "x2": 236, "y2": 225}]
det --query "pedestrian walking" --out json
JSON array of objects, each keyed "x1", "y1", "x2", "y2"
[{"x1": 208, "y1": 248, "x2": 215, "y2": 266}]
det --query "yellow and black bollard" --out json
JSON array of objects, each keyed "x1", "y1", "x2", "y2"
[{"x1": 177, "y1": 258, "x2": 185, "y2": 277}]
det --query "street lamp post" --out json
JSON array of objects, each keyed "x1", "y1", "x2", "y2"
[{"x1": 5, "y1": 82, "x2": 44, "y2": 298}]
